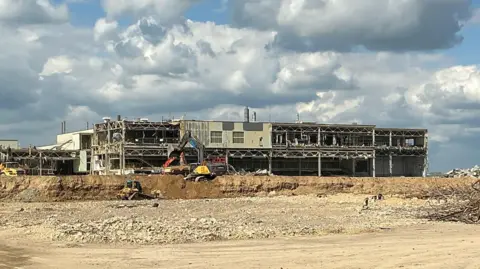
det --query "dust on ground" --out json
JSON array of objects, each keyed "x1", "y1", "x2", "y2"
[
  {"x1": 0, "y1": 244, "x2": 30, "y2": 269},
  {"x1": 4, "y1": 223, "x2": 478, "y2": 269},
  {"x1": 0, "y1": 194, "x2": 428, "y2": 245},
  {"x1": 1, "y1": 193, "x2": 479, "y2": 268}
]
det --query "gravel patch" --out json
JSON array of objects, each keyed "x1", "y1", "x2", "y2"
[{"x1": 0, "y1": 194, "x2": 429, "y2": 245}]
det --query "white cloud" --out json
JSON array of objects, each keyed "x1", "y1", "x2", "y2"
[
  {"x1": 93, "y1": 18, "x2": 118, "y2": 41},
  {"x1": 0, "y1": 0, "x2": 68, "y2": 25},
  {"x1": 232, "y1": 0, "x2": 472, "y2": 51},
  {"x1": 102, "y1": 0, "x2": 200, "y2": 24},
  {"x1": 468, "y1": 8, "x2": 480, "y2": 24},
  {"x1": 406, "y1": 65, "x2": 480, "y2": 127},
  {"x1": 39, "y1": 55, "x2": 74, "y2": 76}
]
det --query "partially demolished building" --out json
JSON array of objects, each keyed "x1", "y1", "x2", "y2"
[
  {"x1": 90, "y1": 117, "x2": 195, "y2": 175},
  {"x1": 0, "y1": 110, "x2": 427, "y2": 177},
  {"x1": 89, "y1": 112, "x2": 428, "y2": 177}
]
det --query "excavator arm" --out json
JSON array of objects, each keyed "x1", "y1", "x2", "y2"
[
  {"x1": 163, "y1": 157, "x2": 177, "y2": 168},
  {"x1": 163, "y1": 130, "x2": 204, "y2": 171},
  {"x1": 163, "y1": 131, "x2": 193, "y2": 170},
  {"x1": 168, "y1": 131, "x2": 192, "y2": 159}
]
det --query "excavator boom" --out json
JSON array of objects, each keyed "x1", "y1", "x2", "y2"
[{"x1": 162, "y1": 130, "x2": 205, "y2": 175}]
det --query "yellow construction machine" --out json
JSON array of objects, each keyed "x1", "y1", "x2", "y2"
[
  {"x1": 163, "y1": 131, "x2": 204, "y2": 176},
  {"x1": 184, "y1": 161, "x2": 217, "y2": 182},
  {"x1": 0, "y1": 162, "x2": 26, "y2": 176},
  {"x1": 117, "y1": 179, "x2": 155, "y2": 200}
]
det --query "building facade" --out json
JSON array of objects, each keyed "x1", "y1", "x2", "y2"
[
  {"x1": 90, "y1": 117, "x2": 428, "y2": 177},
  {"x1": 0, "y1": 139, "x2": 19, "y2": 149}
]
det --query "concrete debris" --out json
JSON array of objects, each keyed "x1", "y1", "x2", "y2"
[
  {"x1": 0, "y1": 195, "x2": 426, "y2": 245},
  {"x1": 236, "y1": 169, "x2": 273, "y2": 176},
  {"x1": 253, "y1": 169, "x2": 270, "y2": 176},
  {"x1": 50, "y1": 215, "x2": 318, "y2": 244},
  {"x1": 445, "y1": 165, "x2": 480, "y2": 178}
]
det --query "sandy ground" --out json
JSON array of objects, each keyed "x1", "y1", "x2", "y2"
[
  {"x1": 1, "y1": 223, "x2": 480, "y2": 269},
  {"x1": 1, "y1": 194, "x2": 479, "y2": 268}
]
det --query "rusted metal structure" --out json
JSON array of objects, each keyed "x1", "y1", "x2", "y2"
[
  {"x1": 0, "y1": 147, "x2": 79, "y2": 175},
  {"x1": 90, "y1": 117, "x2": 198, "y2": 174},
  {"x1": 0, "y1": 112, "x2": 427, "y2": 177},
  {"x1": 87, "y1": 115, "x2": 427, "y2": 177},
  {"x1": 176, "y1": 119, "x2": 427, "y2": 177}
]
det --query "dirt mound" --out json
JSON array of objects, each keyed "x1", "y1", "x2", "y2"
[{"x1": 0, "y1": 175, "x2": 475, "y2": 202}]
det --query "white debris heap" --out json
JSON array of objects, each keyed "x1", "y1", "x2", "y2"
[{"x1": 445, "y1": 165, "x2": 480, "y2": 178}]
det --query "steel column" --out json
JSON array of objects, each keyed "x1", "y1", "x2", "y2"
[
  {"x1": 317, "y1": 152, "x2": 321, "y2": 176},
  {"x1": 372, "y1": 130, "x2": 376, "y2": 177}
]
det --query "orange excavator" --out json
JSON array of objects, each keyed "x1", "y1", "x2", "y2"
[{"x1": 162, "y1": 131, "x2": 204, "y2": 175}]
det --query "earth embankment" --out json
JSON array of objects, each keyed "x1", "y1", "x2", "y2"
[{"x1": 0, "y1": 175, "x2": 474, "y2": 202}]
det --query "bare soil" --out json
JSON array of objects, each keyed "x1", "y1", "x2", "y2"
[
  {"x1": 2, "y1": 223, "x2": 479, "y2": 269},
  {"x1": 0, "y1": 194, "x2": 427, "y2": 244},
  {"x1": 1, "y1": 176, "x2": 479, "y2": 268},
  {"x1": 0, "y1": 175, "x2": 475, "y2": 201},
  {"x1": 0, "y1": 194, "x2": 479, "y2": 268}
]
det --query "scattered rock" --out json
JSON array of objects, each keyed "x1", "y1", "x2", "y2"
[
  {"x1": 15, "y1": 189, "x2": 41, "y2": 202},
  {"x1": 0, "y1": 194, "x2": 427, "y2": 245}
]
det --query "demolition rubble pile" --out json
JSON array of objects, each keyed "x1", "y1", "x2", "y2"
[
  {"x1": 0, "y1": 195, "x2": 426, "y2": 245},
  {"x1": 445, "y1": 165, "x2": 480, "y2": 178},
  {"x1": 235, "y1": 169, "x2": 272, "y2": 176}
]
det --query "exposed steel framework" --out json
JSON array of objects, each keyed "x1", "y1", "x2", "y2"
[
  {"x1": 90, "y1": 119, "x2": 200, "y2": 174},
  {"x1": 0, "y1": 147, "x2": 81, "y2": 175},
  {"x1": 0, "y1": 119, "x2": 427, "y2": 177},
  {"x1": 88, "y1": 120, "x2": 427, "y2": 176}
]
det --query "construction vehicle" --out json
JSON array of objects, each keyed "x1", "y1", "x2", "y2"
[
  {"x1": 0, "y1": 162, "x2": 26, "y2": 176},
  {"x1": 163, "y1": 131, "x2": 237, "y2": 180},
  {"x1": 163, "y1": 152, "x2": 190, "y2": 175},
  {"x1": 163, "y1": 131, "x2": 204, "y2": 175},
  {"x1": 117, "y1": 179, "x2": 154, "y2": 200},
  {"x1": 184, "y1": 160, "x2": 217, "y2": 181}
]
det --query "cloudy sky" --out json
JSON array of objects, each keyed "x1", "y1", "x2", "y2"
[{"x1": 0, "y1": 0, "x2": 479, "y2": 172}]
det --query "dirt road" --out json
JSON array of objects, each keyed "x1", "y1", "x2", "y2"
[{"x1": 0, "y1": 223, "x2": 478, "y2": 269}]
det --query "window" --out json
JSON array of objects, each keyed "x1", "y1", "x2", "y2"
[
  {"x1": 233, "y1": 131, "x2": 244, "y2": 144},
  {"x1": 210, "y1": 131, "x2": 222, "y2": 143}
]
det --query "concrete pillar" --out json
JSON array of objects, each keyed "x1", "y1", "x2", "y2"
[
  {"x1": 372, "y1": 130, "x2": 376, "y2": 178},
  {"x1": 318, "y1": 152, "x2": 322, "y2": 176},
  {"x1": 268, "y1": 150, "x2": 273, "y2": 174},
  {"x1": 121, "y1": 125, "x2": 126, "y2": 175},
  {"x1": 225, "y1": 150, "x2": 230, "y2": 173},
  {"x1": 317, "y1": 128, "x2": 321, "y2": 147},
  {"x1": 299, "y1": 158, "x2": 302, "y2": 176},
  {"x1": 372, "y1": 129, "x2": 376, "y2": 147},
  {"x1": 422, "y1": 155, "x2": 428, "y2": 177},
  {"x1": 90, "y1": 147, "x2": 94, "y2": 175},
  {"x1": 389, "y1": 153, "x2": 393, "y2": 176},
  {"x1": 422, "y1": 132, "x2": 428, "y2": 177},
  {"x1": 352, "y1": 158, "x2": 356, "y2": 176},
  {"x1": 372, "y1": 152, "x2": 376, "y2": 178},
  {"x1": 106, "y1": 123, "x2": 110, "y2": 175}
]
